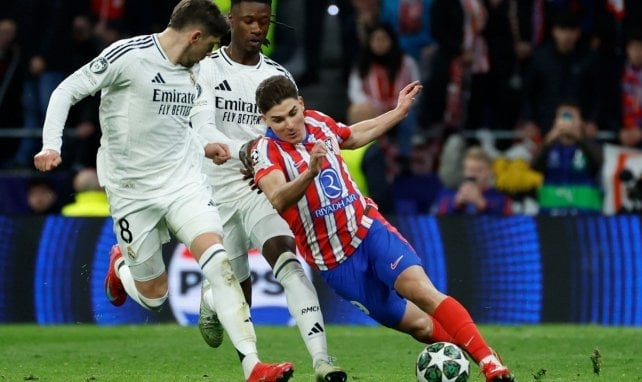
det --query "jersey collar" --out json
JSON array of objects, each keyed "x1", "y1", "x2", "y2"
[
  {"x1": 265, "y1": 127, "x2": 310, "y2": 143},
  {"x1": 220, "y1": 46, "x2": 263, "y2": 69},
  {"x1": 152, "y1": 34, "x2": 168, "y2": 61}
]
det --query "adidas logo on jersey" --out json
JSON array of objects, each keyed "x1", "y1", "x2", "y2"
[
  {"x1": 151, "y1": 73, "x2": 166, "y2": 84},
  {"x1": 215, "y1": 80, "x2": 232, "y2": 91}
]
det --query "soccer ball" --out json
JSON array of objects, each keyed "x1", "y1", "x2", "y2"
[{"x1": 416, "y1": 342, "x2": 470, "y2": 382}]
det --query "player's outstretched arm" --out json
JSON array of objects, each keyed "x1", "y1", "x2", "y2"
[
  {"x1": 342, "y1": 81, "x2": 422, "y2": 149},
  {"x1": 37, "y1": 57, "x2": 113, "y2": 172},
  {"x1": 34, "y1": 149, "x2": 62, "y2": 172},
  {"x1": 36, "y1": 80, "x2": 83, "y2": 172}
]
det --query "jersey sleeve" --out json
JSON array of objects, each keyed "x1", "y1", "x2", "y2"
[
  {"x1": 305, "y1": 110, "x2": 352, "y2": 147},
  {"x1": 190, "y1": 58, "x2": 245, "y2": 157},
  {"x1": 332, "y1": 120, "x2": 351, "y2": 145},
  {"x1": 253, "y1": 137, "x2": 284, "y2": 184},
  {"x1": 41, "y1": 43, "x2": 130, "y2": 152}
]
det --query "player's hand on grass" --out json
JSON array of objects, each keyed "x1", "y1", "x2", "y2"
[
  {"x1": 205, "y1": 142, "x2": 231, "y2": 165},
  {"x1": 34, "y1": 149, "x2": 62, "y2": 172}
]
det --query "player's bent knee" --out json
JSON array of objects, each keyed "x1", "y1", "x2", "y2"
[
  {"x1": 189, "y1": 232, "x2": 224, "y2": 260},
  {"x1": 261, "y1": 235, "x2": 296, "y2": 266}
]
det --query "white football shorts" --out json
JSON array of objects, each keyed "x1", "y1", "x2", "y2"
[
  {"x1": 217, "y1": 189, "x2": 293, "y2": 281},
  {"x1": 108, "y1": 181, "x2": 223, "y2": 281}
]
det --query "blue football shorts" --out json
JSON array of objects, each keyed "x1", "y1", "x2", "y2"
[{"x1": 319, "y1": 217, "x2": 422, "y2": 327}]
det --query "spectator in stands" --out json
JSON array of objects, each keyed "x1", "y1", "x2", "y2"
[
  {"x1": 436, "y1": 130, "x2": 466, "y2": 189},
  {"x1": 520, "y1": 11, "x2": 599, "y2": 135},
  {"x1": 480, "y1": 0, "x2": 544, "y2": 131},
  {"x1": 9, "y1": 0, "x2": 75, "y2": 169},
  {"x1": 342, "y1": 143, "x2": 395, "y2": 214},
  {"x1": 0, "y1": 18, "x2": 23, "y2": 166},
  {"x1": 70, "y1": 15, "x2": 103, "y2": 70},
  {"x1": 619, "y1": 125, "x2": 642, "y2": 149},
  {"x1": 297, "y1": 0, "x2": 372, "y2": 84},
  {"x1": 26, "y1": 176, "x2": 60, "y2": 215},
  {"x1": 90, "y1": 0, "x2": 126, "y2": 42},
  {"x1": 61, "y1": 14, "x2": 103, "y2": 171},
  {"x1": 296, "y1": 0, "x2": 327, "y2": 85},
  {"x1": 619, "y1": 30, "x2": 642, "y2": 148},
  {"x1": 347, "y1": 23, "x2": 420, "y2": 164},
  {"x1": 432, "y1": 146, "x2": 512, "y2": 215},
  {"x1": 379, "y1": 0, "x2": 434, "y2": 64},
  {"x1": 418, "y1": 0, "x2": 490, "y2": 131},
  {"x1": 477, "y1": 125, "x2": 543, "y2": 215},
  {"x1": 61, "y1": 168, "x2": 109, "y2": 217},
  {"x1": 621, "y1": 1, "x2": 642, "y2": 45},
  {"x1": 531, "y1": 100, "x2": 603, "y2": 215},
  {"x1": 544, "y1": 0, "x2": 597, "y2": 37},
  {"x1": 350, "y1": 0, "x2": 380, "y2": 47}
]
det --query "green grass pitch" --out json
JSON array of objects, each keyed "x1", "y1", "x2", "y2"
[{"x1": 0, "y1": 324, "x2": 640, "y2": 381}]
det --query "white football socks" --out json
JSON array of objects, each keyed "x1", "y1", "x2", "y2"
[
  {"x1": 199, "y1": 244, "x2": 259, "y2": 378},
  {"x1": 274, "y1": 252, "x2": 330, "y2": 367},
  {"x1": 115, "y1": 259, "x2": 146, "y2": 307},
  {"x1": 116, "y1": 259, "x2": 167, "y2": 310}
]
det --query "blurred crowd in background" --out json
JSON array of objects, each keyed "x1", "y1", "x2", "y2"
[{"x1": 1, "y1": 0, "x2": 641, "y2": 218}]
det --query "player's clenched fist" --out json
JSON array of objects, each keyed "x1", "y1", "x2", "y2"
[
  {"x1": 34, "y1": 149, "x2": 62, "y2": 172},
  {"x1": 308, "y1": 141, "x2": 327, "y2": 176},
  {"x1": 204, "y1": 142, "x2": 231, "y2": 165}
]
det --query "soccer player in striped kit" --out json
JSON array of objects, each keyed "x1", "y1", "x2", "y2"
[
  {"x1": 246, "y1": 75, "x2": 515, "y2": 382},
  {"x1": 190, "y1": 1, "x2": 346, "y2": 381},
  {"x1": 34, "y1": 1, "x2": 293, "y2": 381}
]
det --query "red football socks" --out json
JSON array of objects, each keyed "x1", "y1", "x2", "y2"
[
  {"x1": 432, "y1": 296, "x2": 492, "y2": 363},
  {"x1": 428, "y1": 314, "x2": 453, "y2": 343}
]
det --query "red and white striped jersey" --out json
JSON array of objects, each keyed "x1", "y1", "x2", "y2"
[{"x1": 254, "y1": 110, "x2": 377, "y2": 271}]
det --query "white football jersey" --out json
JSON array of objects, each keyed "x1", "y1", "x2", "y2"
[
  {"x1": 190, "y1": 47, "x2": 294, "y2": 202},
  {"x1": 42, "y1": 34, "x2": 206, "y2": 199}
]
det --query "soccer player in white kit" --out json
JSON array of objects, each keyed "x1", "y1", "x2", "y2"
[
  {"x1": 189, "y1": 1, "x2": 346, "y2": 381},
  {"x1": 33, "y1": 1, "x2": 293, "y2": 381}
]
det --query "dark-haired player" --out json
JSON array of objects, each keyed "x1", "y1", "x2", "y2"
[
  {"x1": 190, "y1": 1, "x2": 346, "y2": 381},
  {"x1": 248, "y1": 75, "x2": 515, "y2": 382},
  {"x1": 34, "y1": 1, "x2": 293, "y2": 380}
]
